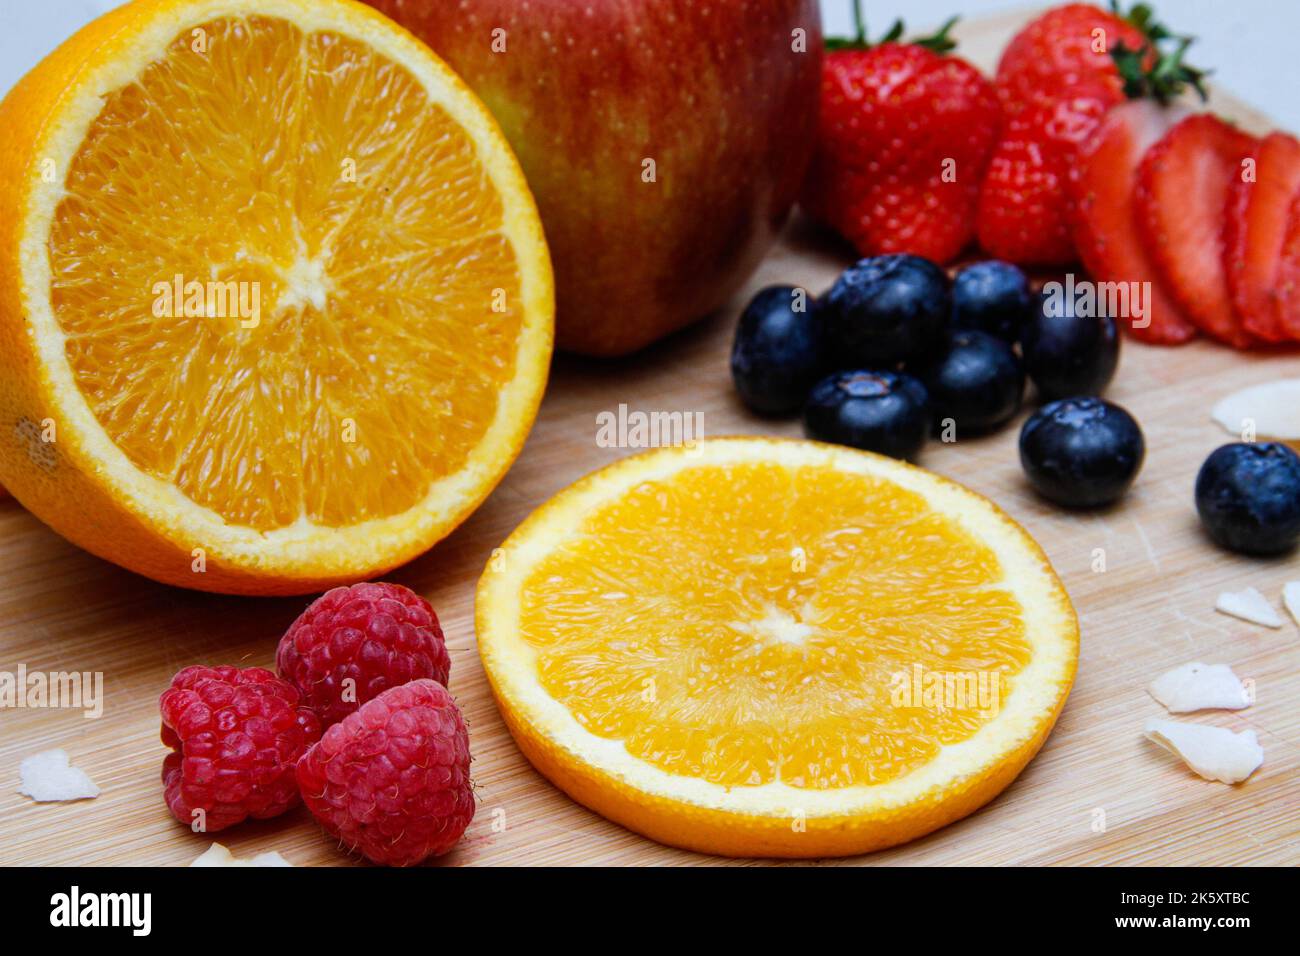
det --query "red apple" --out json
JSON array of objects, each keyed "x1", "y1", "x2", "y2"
[{"x1": 366, "y1": 0, "x2": 822, "y2": 356}]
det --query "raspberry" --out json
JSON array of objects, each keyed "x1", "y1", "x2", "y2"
[
  {"x1": 160, "y1": 665, "x2": 321, "y2": 832},
  {"x1": 296, "y1": 679, "x2": 474, "y2": 866},
  {"x1": 277, "y1": 582, "x2": 451, "y2": 729}
]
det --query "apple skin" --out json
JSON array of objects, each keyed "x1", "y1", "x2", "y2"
[{"x1": 366, "y1": 0, "x2": 822, "y2": 356}]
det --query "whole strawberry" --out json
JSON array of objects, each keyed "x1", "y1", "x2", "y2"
[
  {"x1": 160, "y1": 665, "x2": 321, "y2": 832},
  {"x1": 978, "y1": 80, "x2": 1115, "y2": 264},
  {"x1": 277, "y1": 582, "x2": 451, "y2": 728},
  {"x1": 297, "y1": 679, "x2": 474, "y2": 867},
  {"x1": 996, "y1": 3, "x2": 1154, "y2": 118},
  {"x1": 982, "y1": 3, "x2": 1205, "y2": 265},
  {"x1": 802, "y1": 9, "x2": 1000, "y2": 264}
]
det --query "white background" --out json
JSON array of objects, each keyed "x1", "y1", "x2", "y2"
[{"x1": 1, "y1": 1, "x2": 1295, "y2": 129}]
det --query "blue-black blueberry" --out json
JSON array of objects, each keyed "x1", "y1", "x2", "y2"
[
  {"x1": 1021, "y1": 288, "x2": 1120, "y2": 402},
  {"x1": 730, "y1": 285, "x2": 823, "y2": 415},
  {"x1": 803, "y1": 370, "x2": 930, "y2": 461},
  {"x1": 1019, "y1": 397, "x2": 1144, "y2": 508},
  {"x1": 951, "y1": 260, "x2": 1032, "y2": 345},
  {"x1": 917, "y1": 330, "x2": 1024, "y2": 434},
  {"x1": 820, "y1": 255, "x2": 950, "y2": 369},
  {"x1": 1195, "y1": 442, "x2": 1300, "y2": 555}
]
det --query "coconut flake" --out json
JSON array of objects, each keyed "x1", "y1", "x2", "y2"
[
  {"x1": 1149, "y1": 662, "x2": 1250, "y2": 713},
  {"x1": 1211, "y1": 379, "x2": 1300, "y2": 440},
  {"x1": 1215, "y1": 588, "x2": 1283, "y2": 628},
  {"x1": 1284, "y1": 582, "x2": 1300, "y2": 627},
  {"x1": 1144, "y1": 719, "x2": 1263, "y2": 784},
  {"x1": 17, "y1": 749, "x2": 100, "y2": 802},
  {"x1": 190, "y1": 842, "x2": 293, "y2": 867}
]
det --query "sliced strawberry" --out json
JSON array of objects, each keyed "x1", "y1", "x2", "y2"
[
  {"x1": 1276, "y1": 193, "x2": 1300, "y2": 339},
  {"x1": 1070, "y1": 100, "x2": 1197, "y2": 344},
  {"x1": 1136, "y1": 115, "x2": 1258, "y2": 348},
  {"x1": 1224, "y1": 132, "x2": 1300, "y2": 343}
]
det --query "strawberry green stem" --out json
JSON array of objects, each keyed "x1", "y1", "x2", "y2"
[
  {"x1": 1108, "y1": 0, "x2": 1209, "y2": 103},
  {"x1": 825, "y1": 0, "x2": 958, "y2": 54},
  {"x1": 913, "y1": 16, "x2": 958, "y2": 54}
]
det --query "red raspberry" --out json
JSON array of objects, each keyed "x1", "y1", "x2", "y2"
[
  {"x1": 277, "y1": 582, "x2": 451, "y2": 729},
  {"x1": 159, "y1": 665, "x2": 321, "y2": 832},
  {"x1": 296, "y1": 679, "x2": 474, "y2": 866}
]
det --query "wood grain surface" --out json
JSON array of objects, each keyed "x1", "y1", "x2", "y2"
[{"x1": 1, "y1": 8, "x2": 1296, "y2": 867}]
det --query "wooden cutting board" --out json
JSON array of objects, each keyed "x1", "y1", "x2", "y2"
[{"x1": 1, "y1": 9, "x2": 1296, "y2": 867}]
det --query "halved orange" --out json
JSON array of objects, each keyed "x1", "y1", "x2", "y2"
[
  {"x1": 476, "y1": 438, "x2": 1079, "y2": 857},
  {"x1": 0, "y1": 0, "x2": 552, "y2": 594}
]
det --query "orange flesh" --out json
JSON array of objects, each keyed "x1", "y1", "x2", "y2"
[
  {"x1": 519, "y1": 461, "x2": 1033, "y2": 789},
  {"x1": 47, "y1": 16, "x2": 522, "y2": 530}
]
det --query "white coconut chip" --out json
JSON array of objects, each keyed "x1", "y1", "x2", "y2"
[
  {"x1": 190, "y1": 843, "x2": 293, "y2": 867},
  {"x1": 17, "y1": 749, "x2": 100, "y2": 802},
  {"x1": 1284, "y1": 581, "x2": 1300, "y2": 627},
  {"x1": 1215, "y1": 587, "x2": 1283, "y2": 628},
  {"x1": 1149, "y1": 662, "x2": 1251, "y2": 713},
  {"x1": 1144, "y1": 719, "x2": 1263, "y2": 784},
  {"x1": 1211, "y1": 379, "x2": 1300, "y2": 440}
]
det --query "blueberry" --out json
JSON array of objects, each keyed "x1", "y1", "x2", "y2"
[
  {"x1": 803, "y1": 370, "x2": 930, "y2": 461},
  {"x1": 1021, "y1": 289, "x2": 1120, "y2": 402},
  {"x1": 1019, "y1": 397, "x2": 1144, "y2": 508},
  {"x1": 821, "y1": 255, "x2": 950, "y2": 368},
  {"x1": 730, "y1": 285, "x2": 823, "y2": 415},
  {"x1": 951, "y1": 261, "x2": 1032, "y2": 344},
  {"x1": 917, "y1": 330, "x2": 1024, "y2": 434},
  {"x1": 1194, "y1": 442, "x2": 1300, "y2": 555}
]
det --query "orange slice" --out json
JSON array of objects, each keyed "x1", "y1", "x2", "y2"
[
  {"x1": 476, "y1": 438, "x2": 1078, "y2": 857},
  {"x1": 0, "y1": 0, "x2": 552, "y2": 594}
]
